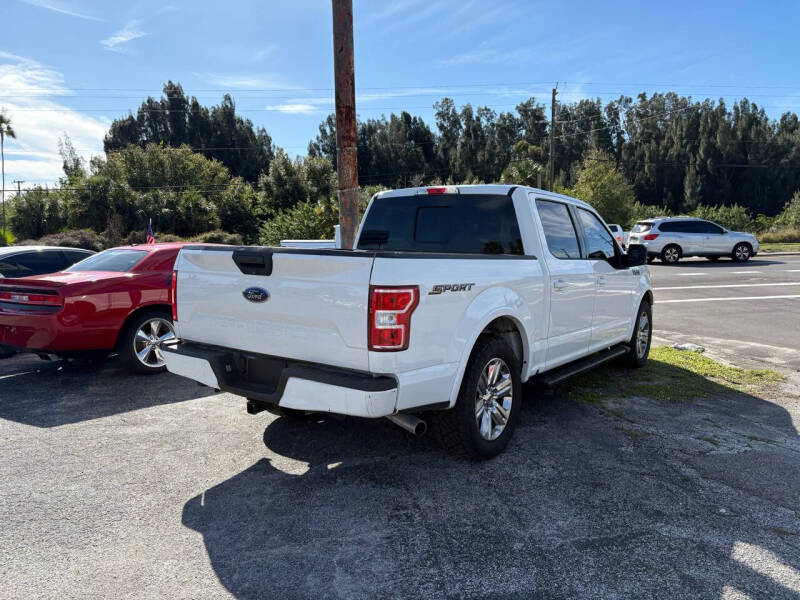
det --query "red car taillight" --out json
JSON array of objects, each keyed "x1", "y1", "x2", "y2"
[
  {"x1": 368, "y1": 286, "x2": 419, "y2": 351},
  {"x1": 171, "y1": 270, "x2": 178, "y2": 321},
  {"x1": 643, "y1": 233, "x2": 660, "y2": 241},
  {"x1": 0, "y1": 290, "x2": 63, "y2": 306}
]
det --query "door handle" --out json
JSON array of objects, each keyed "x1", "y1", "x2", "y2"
[
  {"x1": 553, "y1": 279, "x2": 570, "y2": 291},
  {"x1": 597, "y1": 276, "x2": 607, "y2": 287}
]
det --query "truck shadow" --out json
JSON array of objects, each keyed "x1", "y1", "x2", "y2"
[
  {"x1": 182, "y1": 370, "x2": 800, "y2": 599},
  {"x1": 0, "y1": 353, "x2": 215, "y2": 427}
]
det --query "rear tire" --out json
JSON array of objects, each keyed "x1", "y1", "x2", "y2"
[
  {"x1": 118, "y1": 309, "x2": 176, "y2": 374},
  {"x1": 622, "y1": 300, "x2": 652, "y2": 368},
  {"x1": 660, "y1": 245, "x2": 681, "y2": 264},
  {"x1": 732, "y1": 242, "x2": 752, "y2": 262},
  {"x1": 431, "y1": 335, "x2": 521, "y2": 459}
]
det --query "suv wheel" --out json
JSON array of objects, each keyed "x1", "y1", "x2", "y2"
[
  {"x1": 118, "y1": 309, "x2": 176, "y2": 374},
  {"x1": 661, "y1": 245, "x2": 681, "y2": 264},
  {"x1": 622, "y1": 300, "x2": 652, "y2": 368},
  {"x1": 732, "y1": 243, "x2": 752, "y2": 262},
  {"x1": 431, "y1": 335, "x2": 521, "y2": 459}
]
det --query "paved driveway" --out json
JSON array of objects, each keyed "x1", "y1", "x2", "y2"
[{"x1": 1, "y1": 353, "x2": 799, "y2": 599}]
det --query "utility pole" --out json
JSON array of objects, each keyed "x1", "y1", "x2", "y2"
[
  {"x1": 548, "y1": 85, "x2": 558, "y2": 191},
  {"x1": 331, "y1": 0, "x2": 359, "y2": 249},
  {"x1": 13, "y1": 180, "x2": 23, "y2": 199}
]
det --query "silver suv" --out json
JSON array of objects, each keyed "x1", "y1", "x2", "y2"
[{"x1": 628, "y1": 217, "x2": 759, "y2": 264}]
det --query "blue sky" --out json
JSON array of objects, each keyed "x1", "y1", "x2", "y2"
[{"x1": 2, "y1": 0, "x2": 799, "y2": 189}]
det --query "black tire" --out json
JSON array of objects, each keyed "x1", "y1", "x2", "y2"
[
  {"x1": 117, "y1": 308, "x2": 175, "y2": 374},
  {"x1": 707, "y1": 256, "x2": 720, "y2": 262},
  {"x1": 622, "y1": 300, "x2": 652, "y2": 368},
  {"x1": 732, "y1": 242, "x2": 752, "y2": 262},
  {"x1": 646, "y1": 256, "x2": 656, "y2": 264},
  {"x1": 660, "y1": 244, "x2": 681, "y2": 264},
  {"x1": 431, "y1": 335, "x2": 522, "y2": 459}
]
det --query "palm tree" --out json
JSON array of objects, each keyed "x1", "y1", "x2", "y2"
[{"x1": 0, "y1": 111, "x2": 16, "y2": 243}]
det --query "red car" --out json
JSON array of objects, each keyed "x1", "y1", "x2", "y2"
[{"x1": 0, "y1": 243, "x2": 188, "y2": 374}]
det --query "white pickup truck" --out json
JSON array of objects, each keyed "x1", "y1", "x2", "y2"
[{"x1": 164, "y1": 185, "x2": 652, "y2": 458}]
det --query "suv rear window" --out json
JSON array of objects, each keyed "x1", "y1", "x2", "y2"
[
  {"x1": 67, "y1": 249, "x2": 147, "y2": 272},
  {"x1": 632, "y1": 222, "x2": 652, "y2": 233},
  {"x1": 357, "y1": 194, "x2": 523, "y2": 255}
]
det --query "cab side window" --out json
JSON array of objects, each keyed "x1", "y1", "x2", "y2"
[
  {"x1": 535, "y1": 200, "x2": 581, "y2": 259},
  {"x1": 576, "y1": 209, "x2": 616, "y2": 260}
]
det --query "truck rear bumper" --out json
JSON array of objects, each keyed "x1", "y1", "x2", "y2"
[{"x1": 163, "y1": 341, "x2": 398, "y2": 418}]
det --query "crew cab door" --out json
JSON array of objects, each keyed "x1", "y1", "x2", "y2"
[
  {"x1": 573, "y1": 207, "x2": 636, "y2": 350},
  {"x1": 534, "y1": 198, "x2": 595, "y2": 369}
]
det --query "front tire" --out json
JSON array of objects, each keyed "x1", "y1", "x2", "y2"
[
  {"x1": 118, "y1": 309, "x2": 176, "y2": 374},
  {"x1": 432, "y1": 335, "x2": 521, "y2": 459},
  {"x1": 732, "y1": 243, "x2": 752, "y2": 262},
  {"x1": 622, "y1": 300, "x2": 652, "y2": 368},
  {"x1": 661, "y1": 245, "x2": 681, "y2": 264}
]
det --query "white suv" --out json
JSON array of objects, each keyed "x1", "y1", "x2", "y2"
[{"x1": 628, "y1": 217, "x2": 759, "y2": 264}]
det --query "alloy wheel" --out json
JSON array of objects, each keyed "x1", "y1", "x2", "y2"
[
  {"x1": 735, "y1": 244, "x2": 750, "y2": 261},
  {"x1": 474, "y1": 357, "x2": 513, "y2": 441},
  {"x1": 664, "y1": 247, "x2": 679, "y2": 263},
  {"x1": 133, "y1": 318, "x2": 175, "y2": 368},
  {"x1": 636, "y1": 311, "x2": 650, "y2": 359}
]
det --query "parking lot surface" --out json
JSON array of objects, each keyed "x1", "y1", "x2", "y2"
[
  {"x1": 2, "y1": 348, "x2": 799, "y2": 599},
  {"x1": 651, "y1": 254, "x2": 800, "y2": 371}
]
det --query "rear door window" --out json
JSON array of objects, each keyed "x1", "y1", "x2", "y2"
[
  {"x1": 357, "y1": 194, "x2": 523, "y2": 255},
  {"x1": 0, "y1": 250, "x2": 68, "y2": 278},
  {"x1": 696, "y1": 221, "x2": 724, "y2": 234},
  {"x1": 535, "y1": 200, "x2": 582, "y2": 259}
]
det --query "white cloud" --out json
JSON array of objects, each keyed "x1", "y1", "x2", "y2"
[
  {"x1": 18, "y1": 0, "x2": 104, "y2": 21},
  {"x1": 0, "y1": 53, "x2": 107, "y2": 195},
  {"x1": 264, "y1": 103, "x2": 319, "y2": 115},
  {"x1": 194, "y1": 72, "x2": 293, "y2": 90},
  {"x1": 101, "y1": 20, "x2": 146, "y2": 54}
]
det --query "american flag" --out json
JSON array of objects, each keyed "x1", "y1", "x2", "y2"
[{"x1": 146, "y1": 219, "x2": 155, "y2": 244}]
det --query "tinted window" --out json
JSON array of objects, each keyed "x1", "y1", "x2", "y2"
[
  {"x1": 695, "y1": 221, "x2": 724, "y2": 234},
  {"x1": 632, "y1": 222, "x2": 652, "y2": 233},
  {"x1": 659, "y1": 221, "x2": 697, "y2": 233},
  {"x1": 63, "y1": 250, "x2": 94, "y2": 264},
  {"x1": 67, "y1": 249, "x2": 147, "y2": 272},
  {"x1": 535, "y1": 200, "x2": 581, "y2": 259},
  {"x1": 0, "y1": 250, "x2": 68, "y2": 278},
  {"x1": 577, "y1": 209, "x2": 616, "y2": 260},
  {"x1": 608, "y1": 224, "x2": 620, "y2": 233},
  {"x1": 357, "y1": 194, "x2": 523, "y2": 255}
]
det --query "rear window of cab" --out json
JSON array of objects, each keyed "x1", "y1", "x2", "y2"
[{"x1": 357, "y1": 194, "x2": 524, "y2": 255}]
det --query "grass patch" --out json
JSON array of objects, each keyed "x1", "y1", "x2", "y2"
[
  {"x1": 566, "y1": 346, "x2": 785, "y2": 405},
  {"x1": 760, "y1": 242, "x2": 800, "y2": 252}
]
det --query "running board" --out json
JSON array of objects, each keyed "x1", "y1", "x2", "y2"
[{"x1": 537, "y1": 345, "x2": 630, "y2": 387}]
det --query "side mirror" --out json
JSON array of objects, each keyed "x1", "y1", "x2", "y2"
[{"x1": 626, "y1": 244, "x2": 647, "y2": 267}]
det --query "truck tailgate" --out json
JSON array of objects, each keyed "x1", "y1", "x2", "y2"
[{"x1": 174, "y1": 248, "x2": 374, "y2": 371}]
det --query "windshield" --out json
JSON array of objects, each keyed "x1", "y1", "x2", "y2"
[
  {"x1": 632, "y1": 222, "x2": 653, "y2": 233},
  {"x1": 67, "y1": 249, "x2": 148, "y2": 272}
]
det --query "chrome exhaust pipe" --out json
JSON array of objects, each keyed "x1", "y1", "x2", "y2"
[{"x1": 386, "y1": 414, "x2": 427, "y2": 436}]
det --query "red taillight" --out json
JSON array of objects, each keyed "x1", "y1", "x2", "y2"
[
  {"x1": 369, "y1": 286, "x2": 419, "y2": 351},
  {"x1": 171, "y1": 270, "x2": 178, "y2": 321},
  {"x1": 643, "y1": 233, "x2": 660, "y2": 241},
  {"x1": 427, "y1": 187, "x2": 447, "y2": 195},
  {"x1": 0, "y1": 290, "x2": 62, "y2": 306}
]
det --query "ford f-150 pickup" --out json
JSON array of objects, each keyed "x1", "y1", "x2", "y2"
[{"x1": 164, "y1": 185, "x2": 652, "y2": 458}]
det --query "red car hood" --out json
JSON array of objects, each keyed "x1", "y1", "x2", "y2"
[{"x1": 0, "y1": 271, "x2": 133, "y2": 288}]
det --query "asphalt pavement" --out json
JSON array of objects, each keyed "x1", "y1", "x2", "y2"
[
  {"x1": 2, "y1": 349, "x2": 799, "y2": 599},
  {"x1": 650, "y1": 254, "x2": 800, "y2": 371}
]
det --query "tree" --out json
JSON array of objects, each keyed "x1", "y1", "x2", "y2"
[
  {"x1": 58, "y1": 134, "x2": 86, "y2": 179},
  {"x1": 0, "y1": 111, "x2": 16, "y2": 244},
  {"x1": 570, "y1": 149, "x2": 635, "y2": 225}
]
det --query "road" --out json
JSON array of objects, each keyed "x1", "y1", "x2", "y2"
[{"x1": 650, "y1": 254, "x2": 800, "y2": 371}]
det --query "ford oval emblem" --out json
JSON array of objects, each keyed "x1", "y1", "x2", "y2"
[{"x1": 243, "y1": 287, "x2": 270, "y2": 303}]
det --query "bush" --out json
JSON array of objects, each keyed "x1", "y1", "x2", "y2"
[
  {"x1": 774, "y1": 191, "x2": 800, "y2": 229},
  {"x1": 570, "y1": 150, "x2": 635, "y2": 225},
  {"x1": 628, "y1": 202, "x2": 672, "y2": 228},
  {"x1": 759, "y1": 228, "x2": 800, "y2": 243},
  {"x1": 259, "y1": 201, "x2": 333, "y2": 246},
  {"x1": 123, "y1": 230, "x2": 184, "y2": 245},
  {"x1": 691, "y1": 204, "x2": 754, "y2": 232},
  {"x1": 17, "y1": 229, "x2": 108, "y2": 251},
  {"x1": 0, "y1": 229, "x2": 14, "y2": 246},
  {"x1": 190, "y1": 230, "x2": 244, "y2": 245}
]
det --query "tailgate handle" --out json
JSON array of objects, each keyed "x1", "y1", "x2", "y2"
[{"x1": 233, "y1": 250, "x2": 273, "y2": 276}]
